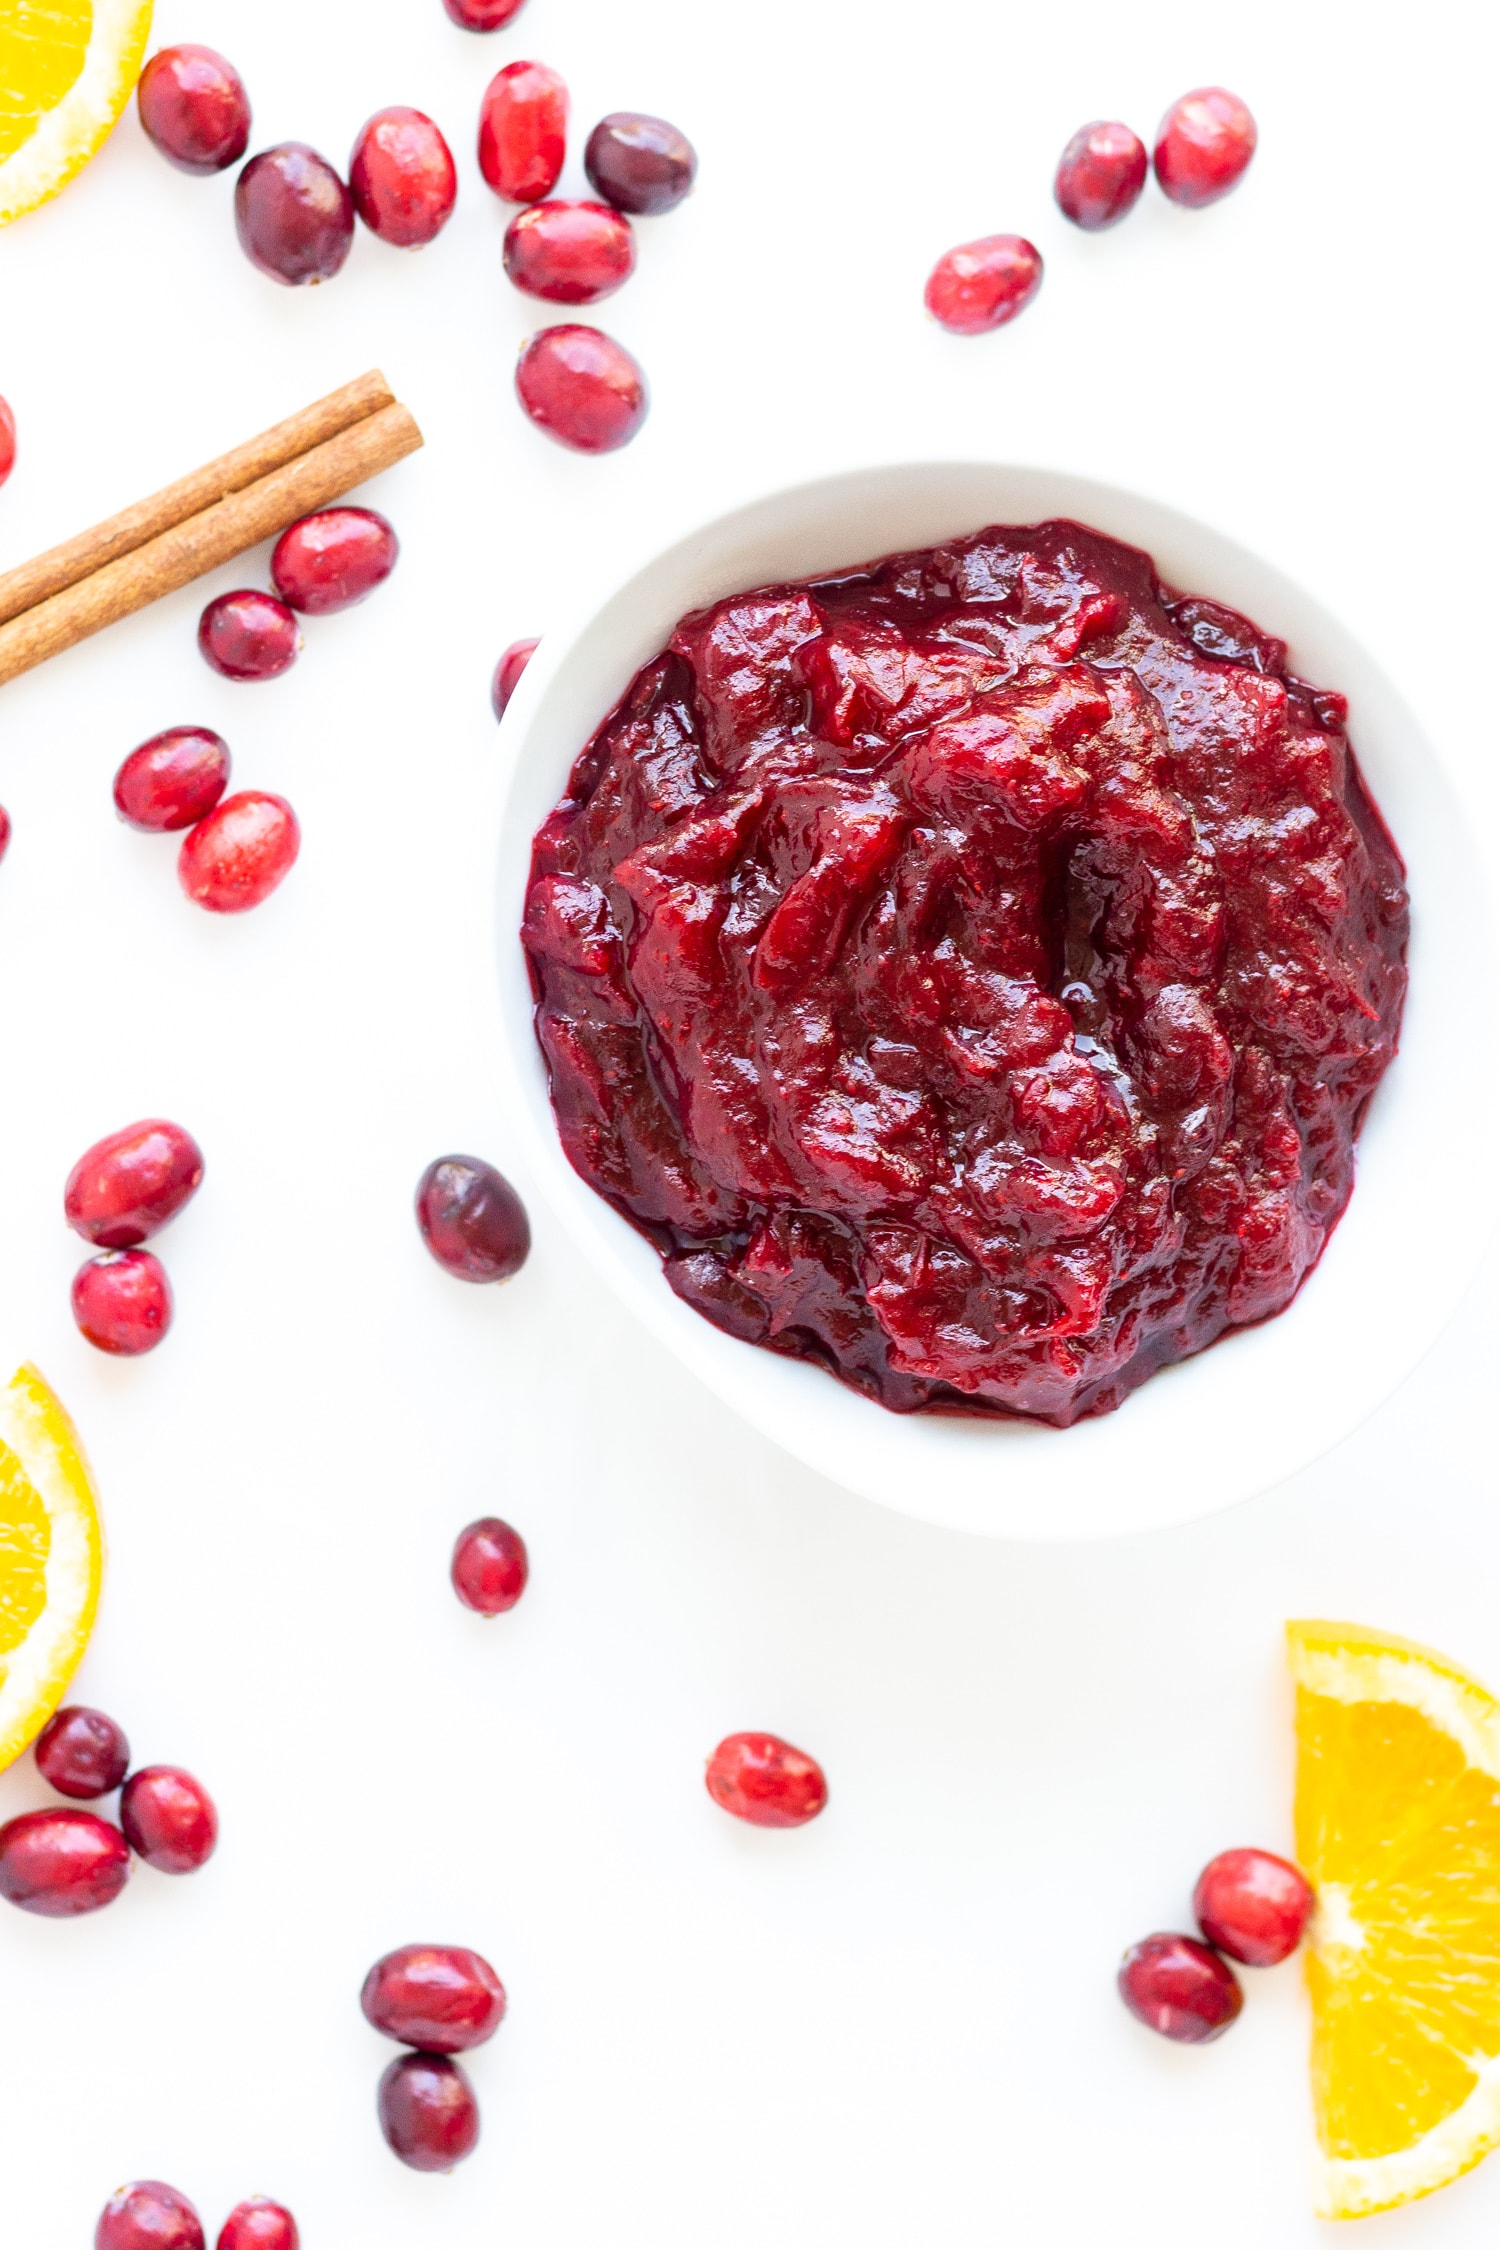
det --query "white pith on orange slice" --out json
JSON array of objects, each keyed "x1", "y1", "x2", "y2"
[
  {"x1": 0, "y1": 1362, "x2": 102, "y2": 1771},
  {"x1": 0, "y1": 0, "x2": 153, "y2": 227},
  {"x1": 1290, "y1": 1618, "x2": 1500, "y2": 2219}
]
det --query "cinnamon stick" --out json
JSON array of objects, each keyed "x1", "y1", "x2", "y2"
[
  {"x1": 0, "y1": 369, "x2": 396, "y2": 629},
  {"x1": 0, "y1": 400, "x2": 423, "y2": 689}
]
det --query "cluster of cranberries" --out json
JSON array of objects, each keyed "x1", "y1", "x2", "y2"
[
  {"x1": 0, "y1": 1704, "x2": 216, "y2": 1918},
  {"x1": 96, "y1": 2183, "x2": 296, "y2": 2250},
  {"x1": 363, "y1": 1943, "x2": 508, "y2": 2170},
  {"x1": 1118, "y1": 1846, "x2": 1314, "y2": 2043},
  {"x1": 198, "y1": 503, "x2": 399, "y2": 686},
  {"x1": 64, "y1": 1118, "x2": 203, "y2": 1356},
  {"x1": 115, "y1": 726, "x2": 298, "y2": 915},
  {"x1": 926, "y1": 85, "x2": 1257, "y2": 336}
]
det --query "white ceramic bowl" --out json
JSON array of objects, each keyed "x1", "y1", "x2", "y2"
[{"x1": 495, "y1": 462, "x2": 1492, "y2": 1540}]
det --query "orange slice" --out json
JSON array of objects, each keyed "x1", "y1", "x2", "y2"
[
  {"x1": 0, "y1": 0, "x2": 154, "y2": 226},
  {"x1": 0, "y1": 1363, "x2": 103, "y2": 1771}
]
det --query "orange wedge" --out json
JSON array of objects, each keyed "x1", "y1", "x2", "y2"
[
  {"x1": 0, "y1": 1363, "x2": 103, "y2": 1771},
  {"x1": 0, "y1": 0, "x2": 154, "y2": 226}
]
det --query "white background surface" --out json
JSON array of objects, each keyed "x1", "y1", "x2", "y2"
[{"x1": 0, "y1": 1, "x2": 1495, "y2": 2244}]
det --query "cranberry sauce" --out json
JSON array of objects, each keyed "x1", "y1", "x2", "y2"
[{"x1": 522, "y1": 522, "x2": 1408, "y2": 1427}]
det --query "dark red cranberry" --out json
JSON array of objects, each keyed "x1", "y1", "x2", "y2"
[
  {"x1": 378, "y1": 2052, "x2": 480, "y2": 2171},
  {"x1": 362, "y1": 1944, "x2": 507, "y2": 2051},
  {"x1": 0, "y1": 1808, "x2": 131, "y2": 1915},
  {"x1": 72, "y1": 1250, "x2": 173, "y2": 1356},
  {"x1": 350, "y1": 108, "x2": 456, "y2": 247},
  {"x1": 120, "y1": 1766, "x2": 218, "y2": 1873},
  {"x1": 270, "y1": 508, "x2": 398, "y2": 614},
  {"x1": 491, "y1": 637, "x2": 538, "y2": 719},
  {"x1": 1193, "y1": 1848, "x2": 1314, "y2": 1967},
  {"x1": 451, "y1": 1518, "x2": 529, "y2": 1614},
  {"x1": 35, "y1": 1706, "x2": 131, "y2": 1798},
  {"x1": 114, "y1": 727, "x2": 230, "y2": 832},
  {"x1": 1153, "y1": 88, "x2": 1257, "y2": 208},
  {"x1": 516, "y1": 325, "x2": 647, "y2": 453},
  {"x1": 584, "y1": 112, "x2": 696, "y2": 216},
  {"x1": 0, "y1": 804, "x2": 9, "y2": 861},
  {"x1": 96, "y1": 2181, "x2": 205, "y2": 2250},
  {"x1": 504, "y1": 199, "x2": 634, "y2": 303},
  {"x1": 65, "y1": 1119, "x2": 204, "y2": 1248},
  {"x1": 478, "y1": 60, "x2": 567, "y2": 202},
  {"x1": 235, "y1": 143, "x2": 354, "y2": 284},
  {"x1": 1054, "y1": 120, "x2": 1148, "y2": 230},
  {"x1": 137, "y1": 45, "x2": 250, "y2": 174},
  {"x1": 198, "y1": 590, "x2": 299, "y2": 681},
  {"x1": 924, "y1": 235, "x2": 1043, "y2": 335},
  {"x1": 179, "y1": 792, "x2": 300, "y2": 914},
  {"x1": 415, "y1": 1155, "x2": 531, "y2": 1282},
  {"x1": 706, "y1": 1733, "x2": 828, "y2": 1828},
  {"x1": 0, "y1": 393, "x2": 16, "y2": 488},
  {"x1": 1118, "y1": 1932, "x2": 1243, "y2": 2042},
  {"x1": 445, "y1": 0, "x2": 527, "y2": 24},
  {"x1": 215, "y1": 2198, "x2": 298, "y2": 2250}
]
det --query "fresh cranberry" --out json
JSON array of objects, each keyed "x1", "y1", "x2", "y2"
[
  {"x1": 1153, "y1": 88, "x2": 1257, "y2": 208},
  {"x1": 0, "y1": 804, "x2": 11, "y2": 862},
  {"x1": 1193, "y1": 1848, "x2": 1314, "y2": 1967},
  {"x1": 0, "y1": 393, "x2": 15, "y2": 488},
  {"x1": 349, "y1": 108, "x2": 456, "y2": 247},
  {"x1": 377, "y1": 2052, "x2": 480, "y2": 2171},
  {"x1": 215, "y1": 2198, "x2": 298, "y2": 2250},
  {"x1": 65, "y1": 1119, "x2": 205, "y2": 1248},
  {"x1": 516, "y1": 325, "x2": 647, "y2": 453},
  {"x1": 445, "y1": 0, "x2": 527, "y2": 25},
  {"x1": 584, "y1": 112, "x2": 697, "y2": 216},
  {"x1": 478, "y1": 60, "x2": 567, "y2": 202},
  {"x1": 924, "y1": 235, "x2": 1042, "y2": 335},
  {"x1": 96, "y1": 2181, "x2": 204, "y2": 2250},
  {"x1": 114, "y1": 727, "x2": 230, "y2": 832},
  {"x1": 705, "y1": 1734, "x2": 828, "y2": 1829},
  {"x1": 1054, "y1": 121, "x2": 1148, "y2": 229},
  {"x1": 362, "y1": 1944, "x2": 507, "y2": 2051},
  {"x1": 179, "y1": 792, "x2": 300, "y2": 914},
  {"x1": 504, "y1": 200, "x2": 634, "y2": 303},
  {"x1": 72, "y1": 1250, "x2": 173, "y2": 1356},
  {"x1": 415, "y1": 1155, "x2": 531, "y2": 1282},
  {"x1": 137, "y1": 45, "x2": 250, "y2": 174},
  {"x1": 451, "y1": 1518, "x2": 529, "y2": 1614},
  {"x1": 120, "y1": 1766, "x2": 218, "y2": 1873},
  {"x1": 492, "y1": 637, "x2": 538, "y2": 719},
  {"x1": 235, "y1": 144, "x2": 354, "y2": 284},
  {"x1": 1118, "y1": 1932, "x2": 1244, "y2": 2042},
  {"x1": 35, "y1": 1706, "x2": 131, "y2": 1798},
  {"x1": 0, "y1": 1808, "x2": 131, "y2": 1915},
  {"x1": 270, "y1": 508, "x2": 398, "y2": 614},
  {"x1": 198, "y1": 590, "x2": 299, "y2": 681}
]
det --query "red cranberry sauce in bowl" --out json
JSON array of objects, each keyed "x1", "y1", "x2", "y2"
[{"x1": 522, "y1": 520, "x2": 1408, "y2": 1428}]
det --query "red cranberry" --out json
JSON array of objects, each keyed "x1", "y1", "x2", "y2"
[
  {"x1": 516, "y1": 325, "x2": 647, "y2": 453},
  {"x1": 215, "y1": 2198, "x2": 298, "y2": 2250},
  {"x1": 415, "y1": 1155, "x2": 531, "y2": 1282},
  {"x1": 137, "y1": 45, "x2": 250, "y2": 174},
  {"x1": 0, "y1": 804, "x2": 9, "y2": 861},
  {"x1": 65, "y1": 1119, "x2": 204, "y2": 1248},
  {"x1": 198, "y1": 590, "x2": 299, "y2": 681},
  {"x1": 270, "y1": 508, "x2": 398, "y2": 614},
  {"x1": 35, "y1": 1706, "x2": 131, "y2": 1798},
  {"x1": 445, "y1": 0, "x2": 527, "y2": 25},
  {"x1": 1054, "y1": 120, "x2": 1148, "y2": 230},
  {"x1": 378, "y1": 2052, "x2": 480, "y2": 2171},
  {"x1": 924, "y1": 235, "x2": 1043, "y2": 335},
  {"x1": 492, "y1": 636, "x2": 538, "y2": 719},
  {"x1": 1117, "y1": 1932, "x2": 1243, "y2": 2043},
  {"x1": 362, "y1": 1944, "x2": 507, "y2": 2051},
  {"x1": 504, "y1": 200, "x2": 634, "y2": 304},
  {"x1": 350, "y1": 108, "x2": 456, "y2": 247},
  {"x1": 478, "y1": 60, "x2": 567, "y2": 202},
  {"x1": 179, "y1": 792, "x2": 300, "y2": 914},
  {"x1": 0, "y1": 393, "x2": 15, "y2": 488},
  {"x1": 705, "y1": 1733, "x2": 828, "y2": 1829},
  {"x1": 120, "y1": 1765, "x2": 218, "y2": 1873},
  {"x1": 235, "y1": 144, "x2": 354, "y2": 284},
  {"x1": 584, "y1": 112, "x2": 697, "y2": 216},
  {"x1": 1153, "y1": 88, "x2": 1257, "y2": 209},
  {"x1": 451, "y1": 1518, "x2": 529, "y2": 1614},
  {"x1": 114, "y1": 727, "x2": 230, "y2": 832},
  {"x1": 1193, "y1": 1847, "x2": 1314, "y2": 1967},
  {"x1": 72, "y1": 1250, "x2": 173, "y2": 1356},
  {"x1": 0, "y1": 1808, "x2": 131, "y2": 1915},
  {"x1": 96, "y1": 2181, "x2": 204, "y2": 2250}
]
